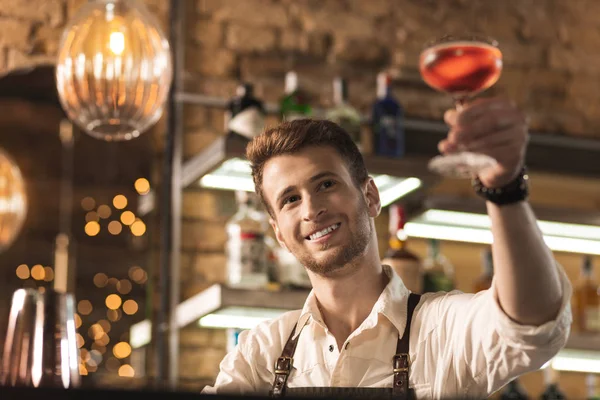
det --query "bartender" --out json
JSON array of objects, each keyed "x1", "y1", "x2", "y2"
[{"x1": 203, "y1": 97, "x2": 572, "y2": 399}]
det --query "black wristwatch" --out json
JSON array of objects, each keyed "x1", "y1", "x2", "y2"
[{"x1": 472, "y1": 166, "x2": 529, "y2": 206}]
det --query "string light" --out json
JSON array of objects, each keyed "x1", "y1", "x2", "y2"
[
  {"x1": 85, "y1": 221, "x2": 100, "y2": 236},
  {"x1": 117, "y1": 279, "x2": 132, "y2": 294},
  {"x1": 93, "y1": 273, "x2": 108, "y2": 288},
  {"x1": 85, "y1": 211, "x2": 99, "y2": 222},
  {"x1": 31, "y1": 264, "x2": 45, "y2": 281},
  {"x1": 107, "y1": 309, "x2": 122, "y2": 322},
  {"x1": 113, "y1": 195, "x2": 127, "y2": 209},
  {"x1": 106, "y1": 294, "x2": 122, "y2": 310},
  {"x1": 97, "y1": 319, "x2": 111, "y2": 333},
  {"x1": 77, "y1": 299, "x2": 93, "y2": 315},
  {"x1": 74, "y1": 313, "x2": 82, "y2": 329},
  {"x1": 43, "y1": 266, "x2": 54, "y2": 282},
  {"x1": 81, "y1": 197, "x2": 95, "y2": 211},
  {"x1": 123, "y1": 300, "x2": 138, "y2": 315},
  {"x1": 76, "y1": 334, "x2": 85, "y2": 348},
  {"x1": 118, "y1": 364, "x2": 135, "y2": 378},
  {"x1": 113, "y1": 342, "x2": 131, "y2": 359},
  {"x1": 15, "y1": 264, "x2": 29, "y2": 279},
  {"x1": 97, "y1": 205, "x2": 112, "y2": 219},
  {"x1": 130, "y1": 219, "x2": 146, "y2": 236},
  {"x1": 105, "y1": 357, "x2": 120, "y2": 372},
  {"x1": 134, "y1": 178, "x2": 150, "y2": 195},
  {"x1": 108, "y1": 220, "x2": 123, "y2": 235},
  {"x1": 120, "y1": 211, "x2": 135, "y2": 225}
]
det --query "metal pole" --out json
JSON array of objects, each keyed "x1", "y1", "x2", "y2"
[
  {"x1": 54, "y1": 119, "x2": 75, "y2": 294},
  {"x1": 156, "y1": 0, "x2": 184, "y2": 389}
]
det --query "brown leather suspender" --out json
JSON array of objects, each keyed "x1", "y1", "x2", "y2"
[
  {"x1": 271, "y1": 293, "x2": 422, "y2": 398},
  {"x1": 392, "y1": 293, "x2": 421, "y2": 399},
  {"x1": 271, "y1": 322, "x2": 300, "y2": 397}
]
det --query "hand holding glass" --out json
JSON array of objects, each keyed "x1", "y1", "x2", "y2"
[{"x1": 419, "y1": 35, "x2": 503, "y2": 178}]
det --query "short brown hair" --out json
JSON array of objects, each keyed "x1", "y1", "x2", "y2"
[{"x1": 246, "y1": 119, "x2": 369, "y2": 215}]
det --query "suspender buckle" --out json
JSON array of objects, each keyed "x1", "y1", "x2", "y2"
[
  {"x1": 393, "y1": 353, "x2": 410, "y2": 373},
  {"x1": 274, "y1": 356, "x2": 293, "y2": 374}
]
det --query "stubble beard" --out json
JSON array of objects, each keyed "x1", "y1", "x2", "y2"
[{"x1": 294, "y1": 201, "x2": 373, "y2": 277}]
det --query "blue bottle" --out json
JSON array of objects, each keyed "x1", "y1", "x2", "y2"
[{"x1": 372, "y1": 72, "x2": 405, "y2": 158}]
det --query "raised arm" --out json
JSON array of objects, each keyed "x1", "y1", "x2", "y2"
[{"x1": 439, "y1": 97, "x2": 563, "y2": 325}]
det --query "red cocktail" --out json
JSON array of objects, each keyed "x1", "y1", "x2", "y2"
[
  {"x1": 420, "y1": 42, "x2": 502, "y2": 101},
  {"x1": 419, "y1": 35, "x2": 503, "y2": 178}
]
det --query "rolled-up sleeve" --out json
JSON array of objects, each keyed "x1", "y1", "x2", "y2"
[
  {"x1": 490, "y1": 261, "x2": 573, "y2": 350},
  {"x1": 435, "y1": 261, "x2": 572, "y2": 398}
]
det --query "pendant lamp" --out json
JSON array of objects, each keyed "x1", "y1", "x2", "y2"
[
  {"x1": 56, "y1": 0, "x2": 173, "y2": 141},
  {"x1": 0, "y1": 149, "x2": 27, "y2": 252}
]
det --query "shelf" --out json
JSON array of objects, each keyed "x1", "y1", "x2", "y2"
[
  {"x1": 130, "y1": 284, "x2": 311, "y2": 348},
  {"x1": 564, "y1": 332, "x2": 600, "y2": 352},
  {"x1": 181, "y1": 133, "x2": 438, "y2": 190}
]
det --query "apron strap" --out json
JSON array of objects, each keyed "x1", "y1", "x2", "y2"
[
  {"x1": 392, "y1": 293, "x2": 421, "y2": 399},
  {"x1": 271, "y1": 322, "x2": 300, "y2": 397}
]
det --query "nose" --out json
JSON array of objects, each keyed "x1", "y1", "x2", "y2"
[{"x1": 302, "y1": 194, "x2": 326, "y2": 222}]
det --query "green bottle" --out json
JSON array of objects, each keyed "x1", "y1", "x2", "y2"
[
  {"x1": 422, "y1": 239, "x2": 454, "y2": 293},
  {"x1": 280, "y1": 71, "x2": 311, "y2": 121}
]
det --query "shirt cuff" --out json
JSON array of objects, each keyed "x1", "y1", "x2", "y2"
[{"x1": 489, "y1": 260, "x2": 573, "y2": 349}]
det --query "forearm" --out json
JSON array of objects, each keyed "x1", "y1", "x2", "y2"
[{"x1": 487, "y1": 201, "x2": 563, "y2": 326}]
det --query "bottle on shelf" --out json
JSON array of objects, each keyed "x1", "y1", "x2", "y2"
[
  {"x1": 540, "y1": 366, "x2": 566, "y2": 400},
  {"x1": 371, "y1": 71, "x2": 405, "y2": 158},
  {"x1": 381, "y1": 204, "x2": 423, "y2": 293},
  {"x1": 422, "y1": 239, "x2": 455, "y2": 293},
  {"x1": 225, "y1": 191, "x2": 269, "y2": 289},
  {"x1": 573, "y1": 255, "x2": 600, "y2": 334},
  {"x1": 280, "y1": 71, "x2": 311, "y2": 121},
  {"x1": 325, "y1": 76, "x2": 362, "y2": 151},
  {"x1": 225, "y1": 82, "x2": 266, "y2": 141},
  {"x1": 501, "y1": 379, "x2": 529, "y2": 400},
  {"x1": 473, "y1": 247, "x2": 494, "y2": 292}
]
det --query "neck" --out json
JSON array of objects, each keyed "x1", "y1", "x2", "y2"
[{"x1": 308, "y1": 249, "x2": 388, "y2": 348}]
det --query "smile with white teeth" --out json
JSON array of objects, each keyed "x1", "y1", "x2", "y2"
[{"x1": 308, "y1": 223, "x2": 341, "y2": 241}]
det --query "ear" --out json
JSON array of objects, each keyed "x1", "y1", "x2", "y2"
[
  {"x1": 363, "y1": 177, "x2": 381, "y2": 218},
  {"x1": 269, "y1": 217, "x2": 289, "y2": 252}
]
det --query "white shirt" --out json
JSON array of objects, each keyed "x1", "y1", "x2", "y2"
[{"x1": 203, "y1": 264, "x2": 572, "y2": 399}]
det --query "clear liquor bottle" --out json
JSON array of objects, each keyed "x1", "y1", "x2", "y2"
[
  {"x1": 326, "y1": 77, "x2": 362, "y2": 151},
  {"x1": 225, "y1": 191, "x2": 269, "y2": 289}
]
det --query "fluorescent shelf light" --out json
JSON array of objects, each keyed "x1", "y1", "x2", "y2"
[
  {"x1": 198, "y1": 307, "x2": 286, "y2": 330},
  {"x1": 199, "y1": 158, "x2": 422, "y2": 206},
  {"x1": 405, "y1": 209, "x2": 600, "y2": 255},
  {"x1": 551, "y1": 349, "x2": 600, "y2": 374},
  {"x1": 375, "y1": 176, "x2": 422, "y2": 207}
]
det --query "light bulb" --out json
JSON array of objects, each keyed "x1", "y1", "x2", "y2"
[
  {"x1": 0, "y1": 148, "x2": 27, "y2": 253},
  {"x1": 56, "y1": 0, "x2": 173, "y2": 141}
]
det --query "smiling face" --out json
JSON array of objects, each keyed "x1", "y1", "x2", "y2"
[{"x1": 262, "y1": 145, "x2": 381, "y2": 277}]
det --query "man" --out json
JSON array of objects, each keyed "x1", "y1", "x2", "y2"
[{"x1": 203, "y1": 97, "x2": 572, "y2": 399}]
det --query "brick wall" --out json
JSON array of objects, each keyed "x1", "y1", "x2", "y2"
[{"x1": 1, "y1": 0, "x2": 598, "y2": 397}]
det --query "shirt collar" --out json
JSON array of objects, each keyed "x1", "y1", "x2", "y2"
[{"x1": 294, "y1": 265, "x2": 411, "y2": 339}]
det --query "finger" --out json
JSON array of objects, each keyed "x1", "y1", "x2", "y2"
[
  {"x1": 449, "y1": 108, "x2": 526, "y2": 143},
  {"x1": 444, "y1": 109, "x2": 458, "y2": 127},
  {"x1": 438, "y1": 139, "x2": 459, "y2": 154}
]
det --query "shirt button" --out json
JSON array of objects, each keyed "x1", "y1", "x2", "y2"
[
  {"x1": 329, "y1": 345, "x2": 334, "y2": 352},
  {"x1": 345, "y1": 342, "x2": 349, "y2": 350}
]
